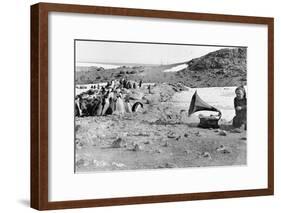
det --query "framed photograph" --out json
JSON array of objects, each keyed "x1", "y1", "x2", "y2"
[{"x1": 31, "y1": 2, "x2": 274, "y2": 210}]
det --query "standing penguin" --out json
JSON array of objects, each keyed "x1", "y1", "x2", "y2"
[
  {"x1": 148, "y1": 85, "x2": 151, "y2": 94},
  {"x1": 126, "y1": 81, "x2": 132, "y2": 89},
  {"x1": 115, "y1": 94, "x2": 126, "y2": 114},
  {"x1": 75, "y1": 96, "x2": 82, "y2": 116},
  {"x1": 104, "y1": 91, "x2": 115, "y2": 115},
  {"x1": 95, "y1": 97, "x2": 103, "y2": 116},
  {"x1": 90, "y1": 98, "x2": 101, "y2": 116},
  {"x1": 139, "y1": 80, "x2": 143, "y2": 88},
  {"x1": 105, "y1": 96, "x2": 114, "y2": 115},
  {"x1": 110, "y1": 92, "x2": 117, "y2": 113},
  {"x1": 101, "y1": 93, "x2": 110, "y2": 115},
  {"x1": 124, "y1": 96, "x2": 132, "y2": 113},
  {"x1": 122, "y1": 79, "x2": 127, "y2": 88}
]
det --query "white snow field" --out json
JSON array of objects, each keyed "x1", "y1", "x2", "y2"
[
  {"x1": 163, "y1": 64, "x2": 188, "y2": 72},
  {"x1": 76, "y1": 62, "x2": 121, "y2": 69}
]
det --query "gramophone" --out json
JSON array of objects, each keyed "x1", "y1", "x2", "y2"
[{"x1": 188, "y1": 91, "x2": 222, "y2": 128}]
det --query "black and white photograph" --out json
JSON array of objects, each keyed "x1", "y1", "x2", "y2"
[{"x1": 74, "y1": 40, "x2": 247, "y2": 173}]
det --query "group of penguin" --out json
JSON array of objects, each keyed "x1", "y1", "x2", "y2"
[{"x1": 75, "y1": 79, "x2": 144, "y2": 117}]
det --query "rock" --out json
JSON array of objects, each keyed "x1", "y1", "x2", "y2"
[
  {"x1": 76, "y1": 144, "x2": 83, "y2": 150},
  {"x1": 121, "y1": 132, "x2": 128, "y2": 137},
  {"x1": 154, "y1": 132, "x2": 161, "y2": 136},
  {"x1": 164, "y1": 163, "x2": 177, "y2": 168},
  {"x1": 98, "y1": 134, "x2": 106, "y2": 138},
  {"x1": 132, "y1": 144, "x2": 142, "y2": 151},
  {"x1": 195, "y1": 131, "x2": 202, "y2": 137},
  {"x1": 76, "y1": 158, "x2": 90, "y2": 167},
  {"x1": 91, "y1": 134, "x2": 97, "y2": 139},
  {"x1": 163, "y1": 142, "x2": 169, "y2": 147},
  {"x1": 155, "y1": 149, "x2": 162, "y2": 153},
  {"x1": 76, "y1": 139, "x2": 84, "y2": 149},
  {"x1": 112, "y1": 162, "x2": 126, "y2": 168},
  {"x1": 221, "y1": 149, "x2": 231, "y2": 154},
  {"x1": 93, "y1": 159, "x2": 108, "y2": 167},
  {"x1": 216, "y1": 145, "x2": 225, "y2": 152},
  {"x1": 240, "y1": 137, "x2": 247, "y2": 140},
  {"x1": 175, "y1": 136, "x2": 181, "y2": 141},
  {"x1": 144, "y1": 141, "x2": 151, "y2": 145},
  {"x1": 128, "y1": 132, "x2": 150, "y2": 137},
  {"x1": 76, "y1": 159, "x2": 85, "y2": 167},
  {"x1": 184, "y1": 133, "x2": 189, "y2": 138},
  {"x1": 219, "y1": 130, "x2": 227, "y2": 136},
  {"x1": 158, "y1": 162, "x2": 177, "y2": 169},
  {"x1": 111, "y1": 137, "x2": 123, "y2": 148},
  {"x1": 75, "y1": 125, "x2": 81, "y2": 132},
  {"x1": 184, "y1": 149, "x2": 193, "y2": 155},
  {"x1": 167, "y1": 132, "x2": 176, "y2": 138},
  {"x1": 216, "y1": 145, "x2": 231, "y2": 154},
  {"x1": 230, "y1": 128, "x2": 242, "y2": 133},
  {"x1": 200, "y1": 152, "x2": 211, "y2": 159},
  {"x1": 83, "y1": 160, "x2": 90, "y2": 166},
  {"x1": 137, "y1": 132, "x2": 150, "y2": 136}
]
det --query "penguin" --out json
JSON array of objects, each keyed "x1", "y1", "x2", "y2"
[
  {"x1": 90, "y1": 98, "x2": 100, "y2": 116},
  {"x1": 139, "y1": 80, "x2": 143, "y2": 88},
  {"x1": 124, "y1": 96, "x2": 132, "y2": 113},
  {"x1": 148, "y1": 85, "x2": 151, "y2": 94},
  {"x1": 115, "y1": 94, "x2": 125, "y2": 114},
  {"x1": 126, "y1": 81, "x2": 132, "y2": 89},
  {"x1": 105, "y1": 97, "x2": 114, "y2": 115},
  {"x1": 132, "y1": 102, "x2": 144, "y2": 112},
  {"x1": 75, "y1": 97, "x2": 82, "y2": 116},
  {"x1": 79, "y1": 99, "x2": 89, "y2": 116},
  {"x1": 101, "y1": 93, "x2": 110, "y2": 116},
  {"x1": 122, "y1": 79, "x2": 127, "y2": 88},
  {"x1": 110, "y1": 80, "x2": 113, "y2": 87},
  {"x1": 95, "y1": 97, "x2": 103, "y2": 116}
]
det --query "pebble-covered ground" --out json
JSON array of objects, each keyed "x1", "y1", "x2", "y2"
[{"x1": 75, "y1": 84, "x2": 247, "y2": 173}]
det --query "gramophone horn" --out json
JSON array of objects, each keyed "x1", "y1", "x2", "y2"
[{"x1": 188, "y1": 91, "x2": 220, "y2": 116}]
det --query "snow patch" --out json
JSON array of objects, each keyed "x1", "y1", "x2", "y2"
[
  {"x1": 163, "y1": 64, "x2": 188, "y2": 72},
  {"x1": 76, "y1": 62, "x2": 121, "y2": 69}
]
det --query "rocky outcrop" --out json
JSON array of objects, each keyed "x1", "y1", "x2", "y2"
[{"x1": 187, "y1": 48, "x2": 246, "y2": 74}]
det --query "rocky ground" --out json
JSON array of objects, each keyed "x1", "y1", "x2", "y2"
[{"x1": 75, "y1": 84, "x2": 247, "y2": 173}]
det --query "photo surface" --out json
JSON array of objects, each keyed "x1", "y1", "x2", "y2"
[{"x1": 74, "y1": 40, "x2": 247, "y2": 173}]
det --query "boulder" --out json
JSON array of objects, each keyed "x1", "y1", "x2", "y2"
[
  {"x1": 219, "y1": 130, "x2": 227, "y2": 136},
  {"x1": 111, "y1": 137, "x2": 123, "y2": 148},
  {"x1": 132, "y1": 144, "x2": 142, "y2": 151}
]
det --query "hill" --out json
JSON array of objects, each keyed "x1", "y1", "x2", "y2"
[
  {"x1": 75, "y1": 47, "x2": 247, "y2": 87},
  {"x1": 176, "y1": 47, "x2": 247, "y2": 87}
]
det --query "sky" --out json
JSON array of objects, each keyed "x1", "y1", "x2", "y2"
[{"x1": 75, "y1": 40, "x2": 233, "y2": 65}]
